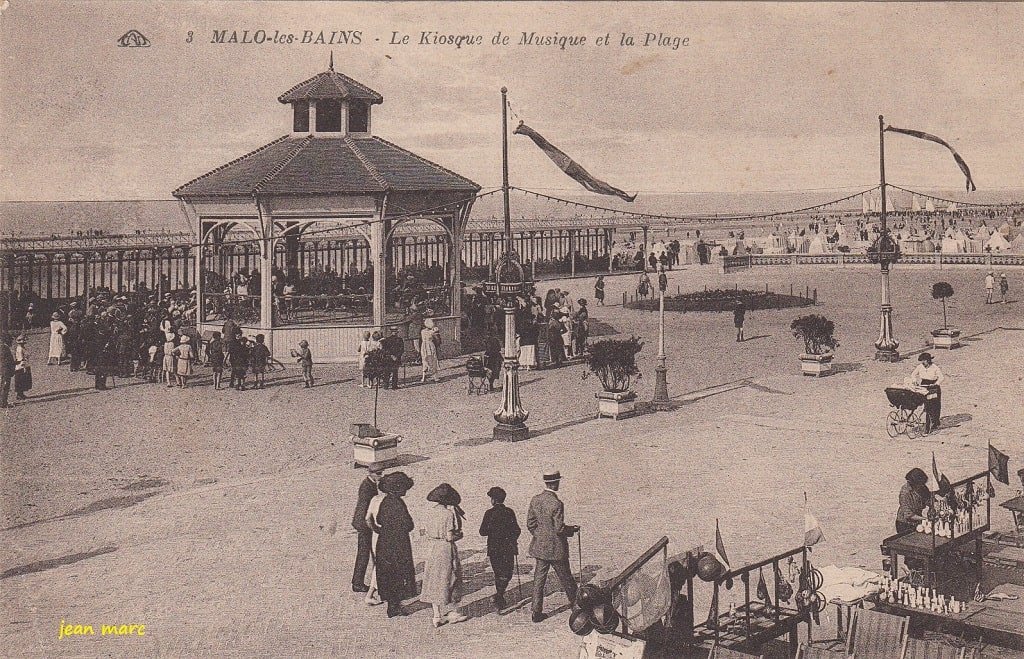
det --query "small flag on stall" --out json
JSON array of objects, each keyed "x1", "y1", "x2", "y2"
[
  {"x1": 705, "y1": 585, "x2": 720, "y2": 630},
  {"x1": 804, "y1": 493, "x2": 825, "y2": 547},
  {"x1": 756, "y1": 568, "x2": 773, "y2": 607},
  {"x1": 513, "y1": 121, "x2": 637, "y2": 202},
  {"x1": 932, "y1": 451, "x2": 944, "y2": 485},
  {"x1": 989, "y1": 444, "x2": 1010, "y2": 485},
  {"x1": 885, "y1": 125, "x2": 976, "y2": 191},
  {"x1": 714, "y1": 519, "x2": 731, "y2": 570}
]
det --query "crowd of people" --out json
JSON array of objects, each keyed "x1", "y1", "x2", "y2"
[{"x1": 352, "y1": 466, "x2": 579, "y2": 625}]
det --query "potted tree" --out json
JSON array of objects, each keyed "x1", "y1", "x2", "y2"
[
  {"x1": 790, "y1": 314, "x2": 838, "y2": 377},
  {"x1": 584, "y1": 336, "x2": 643, "y2": 419},
  {"x1": 929, "y1": 282, "x2": 960, "y2": 349},
  {"x1": 351, "y1": 348, "x2": 402, "y2": 469}
]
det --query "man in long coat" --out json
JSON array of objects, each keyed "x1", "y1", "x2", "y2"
[
  {"x1": 351, "y1": 465, "x2": 384, "y2": 592},
  {"x1": 526, "y1": 470, "x2": 578, "y2": 622},
  {"x1": 0, "y1": 334, "x2": 15, "y2": 408}
]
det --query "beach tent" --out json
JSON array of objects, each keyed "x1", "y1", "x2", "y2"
[
  {"x1": 924, "y1": 198, "x2": 936, "y2": 213},
  {"x1": 862, "y1": 194, "x2": 870, "y2": 215},
  {"x1": 940, "y1": 236, "x2": 961, "y2": 253},
  {"x1": 986, "y1": 232, "x2": 1011, "y2": 252},
  {"x1": 997, "y1": 221, "x2": 1012, "y2": 237},
  {"x1": 946, "y1": 201, "x2": 958, "y2": 213},
  {"x1": 807, "y1": 233, "x2": 828, "y2": 254},
  {"x1": 912, "y1": 196, "x2": 921, "y2": 213},
  {"x1": 1010, "y1": 233, "x2": 1024, "y2": 254}
]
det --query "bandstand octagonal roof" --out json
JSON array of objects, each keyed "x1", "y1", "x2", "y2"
[{"x1": 172, "y1": 135, "x2": 480, "y2": 198}]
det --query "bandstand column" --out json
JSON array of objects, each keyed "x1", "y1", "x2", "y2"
[
  {"x1": 257, "y1": 201, "x2": 275, "y2": 353},
  {"x1": 449, "y1": 215, "x2": 463, "y2": 325},
  {"x1": 371, "y1": 199, "x2": 388, "y2": 329}
]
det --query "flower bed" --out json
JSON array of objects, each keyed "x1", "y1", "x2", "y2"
[{"x1": 626, "y1": 288, "x2": 815, "y2": 313}]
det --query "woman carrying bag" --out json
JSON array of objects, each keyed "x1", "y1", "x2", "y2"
[{"x1": 421, "y1": 483, "x2": 469, "y2": 627}]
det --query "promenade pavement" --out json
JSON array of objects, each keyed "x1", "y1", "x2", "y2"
[{"x1": 2, "y1": 264, "x2": 1022, "y2": 657}]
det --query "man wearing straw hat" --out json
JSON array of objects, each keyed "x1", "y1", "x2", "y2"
[{"x1": 526, "y1": 470, "x2": 579, "y2": 622}]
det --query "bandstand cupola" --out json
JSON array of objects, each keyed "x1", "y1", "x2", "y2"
[{"x1": 278, "y1": 54, "x2": 384, "y2": 136}]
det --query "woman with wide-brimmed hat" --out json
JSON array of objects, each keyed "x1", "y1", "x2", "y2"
[
  {"x1": 910, "y1": 352, "x2": 945, "y2": 433},
  {"x1": 171, "y1": 335, "x2": 194, "y2": 388},
  {"x1": 47, "y1": 312, "x2": 68, "y2": 365},
  {"x1": 422, "y1": 483, "x2": 469, "y2": 627},
  {"x1": 373, "y1": 472, "x2": 416, "y2": 617}
]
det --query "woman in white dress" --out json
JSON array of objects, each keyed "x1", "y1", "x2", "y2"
[
  {"x1": 421, "y1": 484, "x2": 468, "y2": 627},
  {"x1": 357, "y1": 331, "x2": 371, "y2": 387},
  {"x1": 14, "y1": 335, "x2": 31, "y2": 400},
  {"x1": 47, "y1": 312, "x2": 68, "y2": 365},
  {"x1": 420, "y1": 319, "x2": 440, "y2": 382}
]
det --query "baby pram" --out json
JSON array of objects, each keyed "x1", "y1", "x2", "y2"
[
  {"x1": 885, "y1": 386, "x2": 927, "y2": 438},
  {"x1": 466, "y1": 356, "x2": 488, "y2": 395}
]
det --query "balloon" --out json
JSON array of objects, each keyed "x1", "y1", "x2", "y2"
[
  {"x1": 590, "y1": 602, "x2": 620, "y2": 634},
  {"x1": 576, "y1": 583, "x2": 610, "y2": 609},
  {"x1": 569, "y1": 608, "x2": 594, "y2": 636},
  {"x1": 697, "y1": 553, "x2": 724, "y2": 582}
]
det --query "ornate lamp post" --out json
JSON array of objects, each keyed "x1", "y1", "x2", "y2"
[
  {"x1": 651, "y1": 267, "x2": 672, "y2": 409},
  {"x1": 486, "y1": 87, "x2": 531, "y2": 442},
  {"x1": 872, "y1": 115, "x2": 900, "y2": 362}
]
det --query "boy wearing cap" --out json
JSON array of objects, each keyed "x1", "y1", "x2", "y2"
[
  {"x1": 296, "y1": 340, "x2": 313, "y2": 388},
  {"x1": 479, "y1": 486, "x2": 521, "y2": 609},
  {"x1": 526, "y1": 470, "x2": 579, "y2": 622}
]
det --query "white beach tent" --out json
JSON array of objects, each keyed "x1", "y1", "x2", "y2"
[
  {"x1": 925, "y1": 198, "x2": 936, "y2": 213},
  {"x1": 1010, "y1": 233, "x2": 1024, "y2": 254},
  {"x1": 986, "y1": 231, "x2": 1011, "y2": 252},
  {"x1": 807, "y1": 233, "x2": 829, "y2": 254},
  {"x1": 911, "y1": 195, "x2": 921, "y2": 212},
  {"x1": 997, "y1": 221, "x2": 1012, "y2": 237}
]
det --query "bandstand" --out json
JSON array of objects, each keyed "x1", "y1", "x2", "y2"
[{"x1": 173, "y1": 59, "x2": 480, "y2": 362}]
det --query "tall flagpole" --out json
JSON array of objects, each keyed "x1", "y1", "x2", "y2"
[
  {"x1": 874, "y1": 115, "x2": 900, "y2": 361},
  {"x1": 490, "y1": 87, "x2": 530, "y2": 442}
]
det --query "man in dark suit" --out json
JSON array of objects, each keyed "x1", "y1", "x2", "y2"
[
  {"x1": 351, "y1": 465, "x2": 384, "y2": 592},
  {"x1": 480, "y1": 486, "x2": 521, "y2": 609},
  {"x1": 1, "y1": 334, "x2": 15, "y2": 408},
  {"x1": 380, "y1": 326, "x2": 404, "y2": 390},
  {"x1": 526, "y1": 470, "x2": 578, "y2": 622}
]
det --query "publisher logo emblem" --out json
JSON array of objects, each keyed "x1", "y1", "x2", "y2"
[{"x1": 117, "y1": 30, "x2": 151, "y2": 48}]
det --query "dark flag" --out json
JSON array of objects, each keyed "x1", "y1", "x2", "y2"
[
  {"x1": 756, "y1": 568, "x2": 773, "y2": 607},
  {"x1": 714, "y1": 519, "x2": 730, "y2": 570},
  {"x1": 989, "y1": 444, "x2": 1010, "y2": 485},
  {"x1": 513, "y1": 122, "x2": 637, "y2": 202},
  {"x1": 885, "y1": 125, "x2": 976, "y2": 191}
]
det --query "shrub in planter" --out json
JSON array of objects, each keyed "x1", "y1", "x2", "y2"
[
  {"x1": 583, "y1": 336, "x2": 644, "y2": 393},
  {"x1": 790, "y1": 314, "x2": 838, "y2": 376},
  {"x1": 351, "y1": 347, "x2": 402, "y2": 468},
  {"x1": 584, "y1": 337, "x2": 643, "y2": 418},
  {"x1": 362, "y1": 348, "x2": 394, "y2": 430},
  {"x1": 929, "y1": 282, "x2": 960, "y2": 348}
]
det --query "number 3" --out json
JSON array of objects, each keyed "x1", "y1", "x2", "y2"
[{"x1": 186, "y1": 31, "x2": 193, "y2": 43}]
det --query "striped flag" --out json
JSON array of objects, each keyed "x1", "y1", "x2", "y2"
[
  {"x1": 804, "y1": 493, "x2": 825, "y2": 547},
  {"x1": 714, "y1": 519, "x2": 730, "y2": 570},
  {"x1": 513, "y1": 121, "x2": 637, "y2": 202},
  {"x1": 885, "y1": 125, "x2": 976, "y2": 192},
  {"x1": 989, "y1": 444, "x2": 1010, "y2": 485}
]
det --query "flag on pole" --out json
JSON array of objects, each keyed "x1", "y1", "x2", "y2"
[
  {"x1": 513, "y1": 121, "x2": 637, "y2": 202},
  {"x1": 989, "y1": 444, "x2": 1010, "y2": 485},
  {"x1": 884, "y1": 125, "x2": 977, "y2": 191},
  {"x1": 714, "y1": 519, "x2": 730, "y2": 570},
  {"x1": 804, "y1": 493, "x2": 825, "y2": 547}
]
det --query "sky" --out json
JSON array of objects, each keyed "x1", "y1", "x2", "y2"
[{"x1": 1, "y1": 1, "x2": 1022, "y2": 201}]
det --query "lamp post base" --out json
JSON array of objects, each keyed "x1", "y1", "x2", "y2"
[
  {"x1": 652, "y1": 363, "x2": 672, "y2": 410},
  {"x1": 493, "y1": 422, "x2": 530, "y2": 443},
  {"x1": 874, "y1": 348, "x2": 901, "y2": 363}
]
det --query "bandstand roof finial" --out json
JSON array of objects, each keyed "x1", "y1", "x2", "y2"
[{"x1": 329, "y1": 50, "x2": 334, "y2": 71}]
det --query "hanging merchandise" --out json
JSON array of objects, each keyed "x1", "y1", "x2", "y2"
[
  {"x1": 775, "y1": 564, "x2": 794, "y2": 603},
  {"x1": 756, "y1": 567, "x2": 773, "y2": 607}
]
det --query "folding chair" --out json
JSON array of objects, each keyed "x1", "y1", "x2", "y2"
[
  {"x1": 795, "y1": 642, "x2": 847, "y2": 659},
  {"x1": 707, "y1": 646, "x2": 764, "y2": 659},
  {"x1": 845, "y1": 607, "x2": 908, "y2": 659},
  {"x1": 903, "y1": 637, "x2": 971, "y2": 659}
]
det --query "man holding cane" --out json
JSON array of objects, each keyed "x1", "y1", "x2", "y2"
[{"x1": 527, "y1": 470, "x2": 579, "y2": 622}]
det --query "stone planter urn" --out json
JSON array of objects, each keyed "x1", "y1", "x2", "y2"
[
  {"x1": 799, "y1": 352, "x2": 833, "y2": 377},
  {"x1": 930, "y1": 328, "x2": 961, "y2": 350},
  {"x1": 596, "y1": 390, "x2": 637, "y2": 420},
  {"x1": 351, "y1": 423, "x2": 402, "y2": 469}
]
